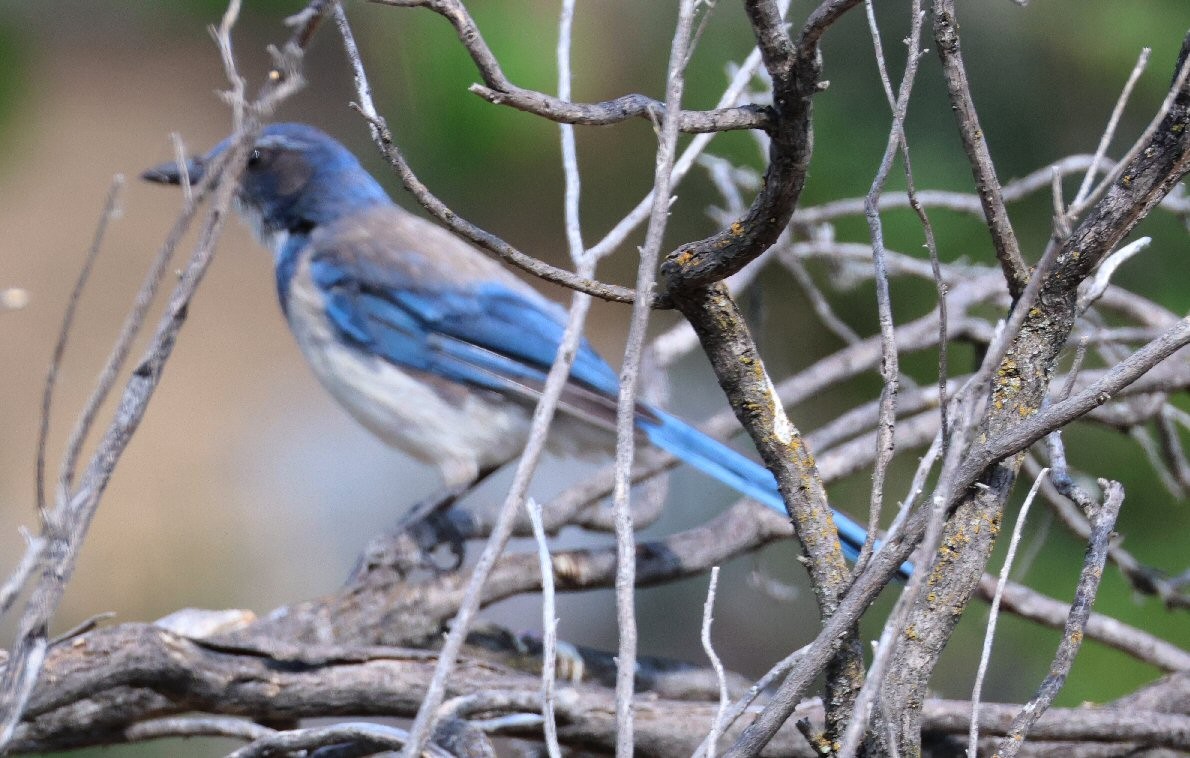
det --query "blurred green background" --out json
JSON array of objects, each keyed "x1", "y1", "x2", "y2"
[{"x1": 0, "y1": 1, "x2": 1186, "y2": 755}]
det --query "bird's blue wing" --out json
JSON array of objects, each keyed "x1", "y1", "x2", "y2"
[{"x1": 308, "y1": 257, "x2": 620, "y2": 399}]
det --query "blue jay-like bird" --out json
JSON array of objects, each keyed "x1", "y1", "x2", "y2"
[{"x1": 143, "y1": 123, "x2": 895, "y2": 571}]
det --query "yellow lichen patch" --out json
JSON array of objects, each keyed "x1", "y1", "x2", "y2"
[
  {"x1": 674, "y1": 249, "x2": 694, "y2": 266},
  {"x1": 905, "y1": 625, "x2": 919, "y2": 640},
  {"x1": 730, "y1": 221, "x2": 745, "y2": 236}
]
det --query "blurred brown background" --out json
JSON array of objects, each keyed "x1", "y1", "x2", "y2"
[{"x1": 0, "y1": 2, "x2": 1187, "y2": 755}]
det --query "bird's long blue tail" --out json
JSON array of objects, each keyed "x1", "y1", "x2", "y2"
[{"x1": 640, "y1": 408, "x2": 913, "y2": 579}]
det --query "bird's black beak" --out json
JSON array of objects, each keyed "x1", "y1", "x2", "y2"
[{"x1": 140, "y1": 156, "x2": 206, "y2": 186}]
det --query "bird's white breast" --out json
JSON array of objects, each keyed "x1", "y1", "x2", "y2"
[{"x1": 284, "y1": 256, "x2": 533, "y2": 487}]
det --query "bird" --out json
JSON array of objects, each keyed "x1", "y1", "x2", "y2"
[{"x1": 142, "y1": 122, "x2": 909, "y2": 576}]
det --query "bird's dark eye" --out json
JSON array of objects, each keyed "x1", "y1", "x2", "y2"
[{"x1": 247, "y1": 149, "x2": 263, "y2": 168}]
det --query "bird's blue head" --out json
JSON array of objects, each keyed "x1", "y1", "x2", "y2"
[{"x1": 143, "y1": 123, "x2": 393, "y2": 248}]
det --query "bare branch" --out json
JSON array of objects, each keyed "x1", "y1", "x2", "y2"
[
  {"x1": 975, "y1": 574, "x2": 1190, "y2": 673},
  {"x1": 993, "y1": 481, "x2": 1126, "y2": 756},
  {"x1": 933, "y1": 0, "x2": 1029, "y2": 296},
  {"x1": 608, "y1": 3, "x2": 699, "y2": 751},
  {"x1": 699, "y1": 567, "x2": 730, "y2": 758},
  {"x1": 371, "y1": 0, "x2": 769, "y2": 133},
  {"x1": 659, "y1": 0, "x2": 863, "y2": 294},
  {"x1": 969, "y1": 470, "x2": 1049, "y2": 756},
  {"x1": 123, "y1": 716, "x2": 274, "y2": 744},
  {"x1": 228, "y1": 723, "x2": 451, "y2": 758},
  {"x1": 35, "y1": 176, "x2": 124, "y2": 517},
  {"x1": 14, "y1": 620, "x2": 1185, "y2": 755},
  {"x1": 525, "y1": 498, "x2": 561, "y2": 758},
  {"x1": 1071, "y1": 48, "x2": 1151, "y2": 208}
]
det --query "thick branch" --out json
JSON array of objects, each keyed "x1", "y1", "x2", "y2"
[
  {"x1": 8, "y1": 625, "x2": 1188, "y2": 755},
  {"x1": 877, "y1": 28, "x2": 1190, "y2": 754}
]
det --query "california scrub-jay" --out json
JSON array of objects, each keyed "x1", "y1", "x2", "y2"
[{"x1": 143, "y1": 122, "x2": 900, "y2": 572}]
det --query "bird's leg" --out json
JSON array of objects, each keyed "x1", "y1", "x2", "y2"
[{"x1": 348, "y1": 466, "x2": 502, "y2": 585}]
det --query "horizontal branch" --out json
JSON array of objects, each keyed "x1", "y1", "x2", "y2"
[
  {"x1": 470, "y1": 85, "x2": 773, "y2": 133},
  {"x1": 8, "y1": 624, "x2": 1188, "y2": 755},
  {"x1": 373, "y1": 0, "x2": 771, "y2": 133}
]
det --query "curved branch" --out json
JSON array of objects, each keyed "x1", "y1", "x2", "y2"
[
  {"x1": 658, "y1": 0, "x2": 863, "y2": 294},
  {"x1": 371, "y1": 0, "x2": 772, "y2": 133}
]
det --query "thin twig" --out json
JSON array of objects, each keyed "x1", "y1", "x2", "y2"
[
  {"x1": 976, "y1": 568, "x2": 1190, "y2": 673},
  {"x1": 124, "y1": 715, "x2": 276, "y2": 743},
  {"x1": 1038, "y1": 434, "x2": 1188, "y2": 608},
  {"x1": 993, "y1": 481, "x2": 1127, "y2": 756},
  {"x1": 693, "y1": 645, "x2": 809, "y2": 758},
  {"x1": 1073, "y1": 52, "x2": 1190, "y2": 217},
  {"x1": 1077, "y1": 235, "x2": 1151, "y2": 313},
  {"x1": 791, "y1": 154, "x2": 1117, "y2": 226},
  {"x1": 853, "y1": 0, "x2": 924, "y2": 575},
  {"x1": 527, "y1": 3, "x2": 582, "y2": 754},
  {"x1": 371, "y1": 0, "x2": 767, "y2": 134},
  {"x1": 525, "y1": 499, "x2": 561, "y2": 758},
  {"x1": 968, "y1": 468, "x2": 1049, "y2": 756},
  {"x1": 779, "y1": 245, "x2": 862, "y2": 345},
  {"x1": 333, "y1": 5, "x2": 631, "y2": 305},
  {"x1": 556, "y1": 0, "x2": 584, "y2": 266},
  {"x1": 169, "y1": 133, "x2": 192, "y2": 204},
  {"x1": 610, "y1": 3, "x2": 698, "y2": 753},
  {"x1": 0, "y1": 531, "x2": 43, "y2": 620},
  {"x1": 1158, "y1": 405, "x2": 1190, "y2": 490},
  {"x1": 933, "y1": 0, "x2": 1028, "y2": 296},
  {"x1": 35, "y1": 176, "x2": 124, "y2": 517},
  {"x1": 228, "y1": 722, "x2": 452, "y2": 758},
  {"x1": 214, "y1": 0, "x2": 246, "y2": 132},
  {"x1": 699, "y1": 567, "x2": 730, "y2": 758},
  {"x1": 1071, "y1": 48, "x2": 1151, "y2": 209}
]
